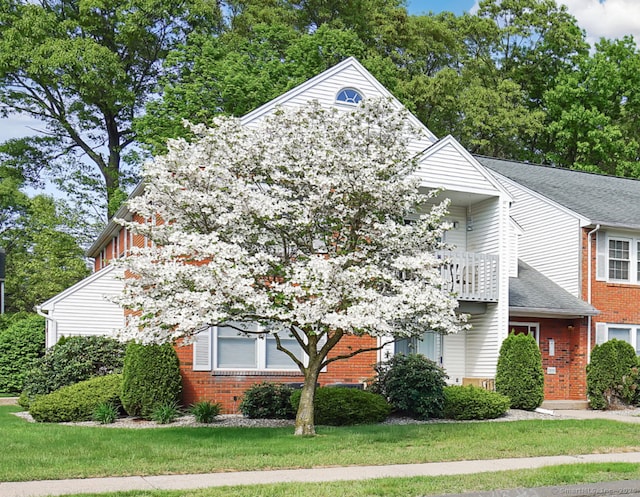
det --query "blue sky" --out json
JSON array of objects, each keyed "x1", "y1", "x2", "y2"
[{"x1": 406, "y1": 0, "x2": 476, "y2": 16}]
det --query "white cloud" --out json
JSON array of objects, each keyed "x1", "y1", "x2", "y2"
[
  {"x1": 470, "y1": 0, "x2": 638, "y2": 47},
  {"x1": 559, "y1": 0, "x2": 640, "y2": 45}
]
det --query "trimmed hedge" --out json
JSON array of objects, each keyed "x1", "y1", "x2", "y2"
[
  {"x1": 372, "y1": 353, "x2": 447, "y2": 419},
  {"x1": 121, "y1": 342, "x2": 182, "y2": 418},
  {"x1": 240, "y1": 382, "x2": 296, "y2": 419},
  {"x1": 0, "y1": 314, "x2": 45, "y2": 393},
  {"x1": 29, "y1": 374, "x2": 122, "y2": 423},
  {"x1": 587, "y1": 339, "x2": 639, "y2": 410},
  {"x1": 291, "y1": 387, "x2": 391, "y2": 425},
  {"x1": 443, "y1": 385, "x2": 510, "y2": 420},
  {"x1": 495, "y1": 332, "x2": 544, "y2": 411},
  {"x1": 21, "y1": 335, "x2": 125, "y2": 406}
]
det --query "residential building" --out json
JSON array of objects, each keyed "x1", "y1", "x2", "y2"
[{"x1": 39, "y1": 58, "x2": 612, "y2": 411}]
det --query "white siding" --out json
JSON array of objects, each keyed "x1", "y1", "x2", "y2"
[
  {"x1": 465, "y1": 305, "x2": 502, "y2": 377},
  {"x1": 460, "y1": 196, "x2": 510, "y2": 377},
  {"x1": 415, "y1": 141, "x2": 502, "y2": 196},
  {"x1": 242, "y1": 59, "x2": 435, "y2": 155},
  {"x1": 41, "y1": 266, "x2": 125, "y2": 346},
  {"x1": 443, "y1": 206, "x2": 467, "y2": 251},
  {"x1": 493, "y1": 176, "x2": 582, "y2": 296},
  {"x1": 442, "y1": 331, "x2": 466, "y2": 383},
  {"x1": 508, "y1": 219, "x2": 522, "y2": 278}
]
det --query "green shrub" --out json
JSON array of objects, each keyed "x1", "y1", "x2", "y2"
[
  {"x1": 495, "y1": 332, "x2": 544, "y2": 411},
  {"x1": 0, "y1": 314, "x2": 45, "y2": 393},
  {"x1": 443, "y1": 385, "x2": 510, "y2": 420},
  {"x1": 93, "y1": 402, "x2": 120, "y2": 424},
  {"x1": 191, "y1": 401, "x2": 221, "y2": 423},
  {"x1": 587, "y1": 339, "x2": 639, "y2": 410},
  {"x1": 291, "y1": 387, "x2": 391, "y2": 426},
  {"x1": 21, "y1": 335, "x2": 126, "y2": 405},
  {"x1": 121, "y1": 342, "x2": 182, "y2": 419},
  {"x1": 240, "y1": 383, "x2": 296, "y2": 419},
  {"x1": 151, "y1": 401, "x2": 181, "y2": 424},
  {"x1": 29, "y1": 374, "x2": 122, "y2": 423},
  {"x1": 371, "y1": 354, "x2": 447, "y2": 419}
]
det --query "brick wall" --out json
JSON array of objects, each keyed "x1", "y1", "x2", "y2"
[
  {"x1": 176, "y1": 334, "x2": 379, "y2": 413},
  {"x1": 510, "y1": 317, "x2": 588, "y2": 400},
  {"x1": 582, "y1": 228, "x2": 640, "y2": 346}
]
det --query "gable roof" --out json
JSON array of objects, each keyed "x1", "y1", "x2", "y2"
[
  {"x1": 415, "y1": 136, "x2": 511, "y2": 199},
  {"x1": 509, "y1": 260, "x2": 598, "y2": 318},
  {"x1": 37, "y1": 264, "x2": 123, "y2": 310},
  {"x1": 241, "y1": 57, "x2": 438, "y2": 143},
  {"x1": 477, "y1": 156, "x2": 640, "y2": 230}
]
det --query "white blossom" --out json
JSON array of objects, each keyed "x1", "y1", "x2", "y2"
[{"x1": 114, "y1": 99, "x2": 468, "y2": 346}]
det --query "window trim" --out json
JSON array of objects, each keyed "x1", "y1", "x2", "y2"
[
  {"x1": 599, "y1": 232, "x2": 640, "y2": 285},
  {"x1": 509, "y1": 321, "x2": 540, "y2": 345},
  {"x1": 193, "y1": 325, "x2": 313, "y2": 372},
  {"x1": 335, "y1": 87, "x2": 364, "y2": 105},
  {"x1": 607, "y1": 236, "x2": 632, "y2": 282},
  {"x1": 596, "y1": 322, "x2": 640, "y2": 355}
]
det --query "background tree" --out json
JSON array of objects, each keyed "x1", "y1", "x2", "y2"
[
  {"x1": 0, "y1": 0, "x2": 222, "y2": 220},
  {"x1": 117, "y1": 100, "x2": 467, "y2": 436},
  {"x1": 1, "y1": 169, "x2": 89, "y2": 313},
  {"x1": 544, "y1": 36, "x2": 640, "y2": 177}
]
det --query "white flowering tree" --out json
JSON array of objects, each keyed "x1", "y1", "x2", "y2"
[{"x1": 116, "y1": 99, "x2": 467, "y2": 435}]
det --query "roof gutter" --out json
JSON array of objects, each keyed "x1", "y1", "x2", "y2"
[{"x1": 587, "y1": 224, "x2": 601, "y2": 363}]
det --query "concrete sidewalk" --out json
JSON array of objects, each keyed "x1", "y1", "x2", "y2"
[{"x1": 3, "y1": 452, "x2": 640, "y2": 497}]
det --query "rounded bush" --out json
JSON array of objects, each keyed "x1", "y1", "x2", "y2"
[
  {"x1": 291, "y1": 387, "x2": 391, "y2": 426},
  {"x1": 121, "y1": 342, "x2": 182, "y2": 418},
  {"x1": 587, "y1": 339, "x2": 639, "y2": 410},
  {"x1": 495, "y1": 332, "x2": 544, "y2": 411},
  {"x1": 443, "y1": 385, "x2": 510, "y2": 420},
  {"x1": 0, "y1": 314, "x2": 45, "y2": 393},
  {"x1": 240, "y1": 382, "x2": 296, "y2": 419},
  {"x1": 372, "y1": 354, "x2": 447, "y2": 419},
  {"x1": 29, "y1": 374, "x2": 122, "y2": 423},
  {"x1": 21, "y1": 335, "x2": 126, "y2": 405}
]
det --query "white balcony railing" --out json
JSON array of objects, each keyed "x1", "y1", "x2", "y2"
[{"x1": 436, "y1": 251, "x2": 499, "y2": 302}]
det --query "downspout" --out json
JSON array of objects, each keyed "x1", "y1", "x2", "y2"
[
  {"x1": 586, "y1": 224, "x2": 601, "y2": 363},
  {"x1": 35, "y1": 305, "x2": 58, "y2": 349}
]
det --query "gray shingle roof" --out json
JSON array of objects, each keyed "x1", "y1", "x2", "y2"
[
  {"x1": 509, "y1": 261, "x2": 598, "y2": 317},
  {"x1": 476, "y1": 156, "x2": 640, "y2": 229}
]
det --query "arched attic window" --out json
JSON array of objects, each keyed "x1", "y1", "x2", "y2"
[{"x1": 336, "y1": 88, "x2": 363, "y2": 105}]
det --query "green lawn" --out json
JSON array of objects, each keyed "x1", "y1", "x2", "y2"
[
  {"x1": 56, "y1": 464, "x2": 640, "y2": 497},
  {"x1": 4, "y1": 405, "x2": 640, "y2": 483}
]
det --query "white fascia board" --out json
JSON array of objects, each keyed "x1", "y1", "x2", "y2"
[
  {"x1": 240, "y1": 57, "x2": 437, "y2": 143},
  {"x1": 417, "y1": 135, "x2": 514, "y2": 201},
  {"x1": 38, "y1": 265, "x2": 121, "y2": 310}
]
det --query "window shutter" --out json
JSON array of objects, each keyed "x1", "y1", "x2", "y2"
[
  {"x1": 595, "y1": 322, "x2": 607, "y2": 346},
  {"x1": 596, "y1": 231, "x2": 607, "y2": 281},
  {"x1": 193, "y1": 327, "x2": 212, "y2": 371}
]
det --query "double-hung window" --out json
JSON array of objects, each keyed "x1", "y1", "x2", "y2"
[
  {"x1": 608, "y1": 238, "x2": 631, "y2": 281},
  {"x1": 598, "y1": 232, "x2": 640, "y2": 284},
  {"x1": 193, "y1": 323, "x2": 305, "y2": 372}
]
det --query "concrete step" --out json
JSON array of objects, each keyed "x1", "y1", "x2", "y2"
[
  {"x1": 0, "y1": 397, "x2": 19, "y2": 406},
  {"x1": 541, "y1": 400, "x2": 589, "y2": 410}
]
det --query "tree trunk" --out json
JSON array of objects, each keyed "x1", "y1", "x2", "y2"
[{"x1": 294, "y1": 362, "x2": 322, "y2": 436}]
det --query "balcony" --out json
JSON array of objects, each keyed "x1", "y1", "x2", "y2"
[{"x1": 437, "y1": 251, "x2": 499, "y2": 302}]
